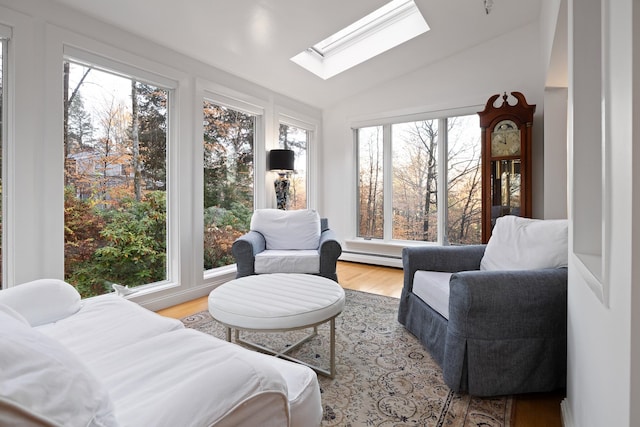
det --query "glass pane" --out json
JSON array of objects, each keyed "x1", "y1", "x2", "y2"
[
  {"x1": 391, "y1": 120, "x2": 438, "y2": 242},
  {"x1": 446, "y1": 115, "x2": 482, "y2": 244},
  {"x1": 490, "y1": 159, "x2": 521, "y2": 227},
  {"x1": 278, "y1": 124, "x2": 307, "y2": 209},
  {"x1": 64, "y1": 60, "x2": 168, "y2": 298},
  {"x1": 357, "y1": 126, "x2": 383, "y2": 239},
  {"x1": 203, "y1": 101, "x2": 254, "y2": 271}
]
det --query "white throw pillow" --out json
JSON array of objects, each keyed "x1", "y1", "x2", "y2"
[
  {"x1": 0, "y1": 279, "x2": 82, "y2": 327},
  {"x1": 480, "y1": 215, "x2": 569, "y2": 271},
  {"x1": 250, "y1": 209, "x2": 321, "y2": 250},
  {"x1": 0, "y1": 310, "x2": 118, "y2": 427}
]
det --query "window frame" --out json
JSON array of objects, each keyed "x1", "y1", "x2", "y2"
[
  {"x1": 61, "y1": 47, "x2": 177, "y2": 296},
  {"x1": 277, "y1": 114, "x2": 316, "y2": 211},
  {"x1": 198, "y1": 83, "x2": 266, "y2": 279},
  {"x1": 353, "y1": 105, "x2": 482, "y2": 246},
  {"x1": 0, "y1": 25, "x2": 10, "y2": 289}
]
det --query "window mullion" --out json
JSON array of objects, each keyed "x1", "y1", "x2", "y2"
[
  {"x1": 383, "y1": 124, "x2": 393, "y2": 241},
  {"x1": 438, "y1": 118, "x2": 448, "y2": 245}
]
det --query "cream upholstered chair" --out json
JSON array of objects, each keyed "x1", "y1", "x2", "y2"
[
  {"x1": 232, "y1": 209, "x2": 342, "y2": 281},
  {"x1": 398, "y1": 215, "x2": 568, "y2": 396}
]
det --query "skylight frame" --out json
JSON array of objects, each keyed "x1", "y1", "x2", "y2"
[
  {"x1": 310, "y1": 0, "x2": 417, "y2": 58},
  {"x1": 291, "y1": 0, "x2": 429, "y2": 80}
]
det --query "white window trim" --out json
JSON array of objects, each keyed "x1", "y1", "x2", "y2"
[
  {"x1": 0, "y1": 24, "x2": 9, "y2": 288},
  {"x1": 197, "y1": 80, "x2": 268, "y2": 280},
  {"x1": 277, "y1": 111, "x2": 318, "y2": 211},
  {"x1": 61, "y1": 51, "x2": 178, "y2": 293},
  {"x1": 42, "y1": 25, "x2": 191, "y2": 305}
]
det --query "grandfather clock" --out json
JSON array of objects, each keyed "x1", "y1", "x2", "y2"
[{"x1": 478, "y1": 92, "x2": 536, "y2": 243}]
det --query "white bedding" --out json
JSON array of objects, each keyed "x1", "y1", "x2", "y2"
[
  {"x1": 88, "y1": 329, "x2": 290, "y2": 427},
  {"x1": 4, "y1": 284, "x2": 323, "y2": 427},
  {"x1": 35, "y1": 294, "x2": 184, "y2": 360}
]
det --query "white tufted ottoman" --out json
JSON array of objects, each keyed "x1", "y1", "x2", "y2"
[{"x1": 208, "y1": 273, "x2": 345, "y2": 378}]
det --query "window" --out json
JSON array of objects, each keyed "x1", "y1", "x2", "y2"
[
  {"x1": 63, "y1": 59, "x2": 169, "y2": 298},
  {"x1": 278, "y1": 123, "x2": 308, "y2": 209},
  {"x1": 203, "y1": 100, "x2": 255, "y2": 271},
  {"x1": 291, "y1": 0, "x2": 429, "y2": 79},
  {"x1": 357, "y1": 113, "x2": 481, "y2": 245}
]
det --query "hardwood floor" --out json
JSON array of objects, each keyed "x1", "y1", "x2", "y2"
[{"x1": 157, "y1": 261, "x2": 563, "y2": 427}]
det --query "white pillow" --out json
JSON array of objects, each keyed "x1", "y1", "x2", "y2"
[
  {"x1": 0, "y1": 279, "x2": 81, "y2": 326},
  {"x1": 250, "y1": 209, "x2": 321, "y2": 250},
  {"x1": 480, "y1": 215, "x2": 568, "y2": 271},
  {"x1": 0, "y1": 310, "x2": 118, "y2": 427}
]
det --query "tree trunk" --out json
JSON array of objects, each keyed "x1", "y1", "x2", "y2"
[{"x1": 131, "y1": 81, "x2": 142, "y2": 201}]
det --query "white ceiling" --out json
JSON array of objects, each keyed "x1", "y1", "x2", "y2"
[{"x1": 51, "y1": 0, "x2": 542, "y2": 109}]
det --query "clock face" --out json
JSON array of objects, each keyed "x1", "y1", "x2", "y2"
[{"x1": 491, "y1": 120, "x2": 521, "y2": 157}]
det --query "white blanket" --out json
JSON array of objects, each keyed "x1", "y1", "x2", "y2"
[{"x1": 29, "y1": 293, "x2": 322, "y2": 426}]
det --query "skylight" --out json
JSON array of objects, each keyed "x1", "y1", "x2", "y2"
[{"x1": 291, "y1": 0, "x2": 429, "y2": 80}]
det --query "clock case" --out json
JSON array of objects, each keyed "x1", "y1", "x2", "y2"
[{"x1": 478, "y1": 91, "x2": 536, "y2": 243}]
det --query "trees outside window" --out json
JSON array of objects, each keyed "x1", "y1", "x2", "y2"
[
  {"x1": 357, "y1": 126, "x2": 384, "y2": 239},
  {"x1": 446, "y1": 115, "x2": 482, "y2": 244},
  {"x1": 357, "y1": 114, "x2": 481, "y2": 245},
  {"x1": 63, "y1": 60, "x2": 169, "y2": 298},
  {"x1": 278, "y1": 123, "x2": 307, "y2": 210},
  {"x1": 203, "y1": 100, "x2": 254, "y2": 271}
]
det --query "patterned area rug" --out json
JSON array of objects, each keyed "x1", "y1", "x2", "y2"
[{"x1": 182, "y1": 289, "x2": 512, "y2": 426}]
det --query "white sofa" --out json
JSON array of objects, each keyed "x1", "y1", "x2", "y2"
[{"x1": 0, "y1": 279, "x2": 322, "y2": 427}]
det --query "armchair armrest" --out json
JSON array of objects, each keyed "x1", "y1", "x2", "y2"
[
  {"x1": 447, "y1": 268, "x2": 568, "y2": 340},
  {"x1": 319, "y1": 229, "x2": 342, "y2": 281},
  {"x1": 402, "y1": 245, "x2": 486, "y2": 293},
  {"x1": 232, "y1": 230, "x2": 266, "y2": 278}
]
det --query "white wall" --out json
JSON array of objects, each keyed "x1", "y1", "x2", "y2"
[
  {"x1": 0, "y1": 0, "x2": 321, "y2": 309},
  {"x1": 321, "y1": 22, "x2": 554, "y2": 260},
  {"x1": 543, "y1": 87, "x2": 568, "y2": 219},
  {"x1": 564, "y1": 0, "x2": 639, "y2": 426}
]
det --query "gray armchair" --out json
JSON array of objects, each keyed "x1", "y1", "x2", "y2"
[
  {"x1": 398, "y1": 244, "x2": 567, "y2": 397},
  {"x1": 232, "y1": 210, "x2": 342, "y2": 281}
]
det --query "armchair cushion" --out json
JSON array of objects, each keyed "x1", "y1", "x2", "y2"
[
  {"x1": 255, "y1": 250, "x2": 320, "y2": 274},
  {"x1": 412, "y1": 271, "x2": 452, "y2": 319},
  {"x1": 250, "y1": 209, "x2": 320, "y2": 250},
  {"x1": 480, "y1": 215, "x2": 568, "y2": 271}
]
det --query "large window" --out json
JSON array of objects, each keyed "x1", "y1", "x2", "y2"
[
  {"x1": 63, "y1": 59, "x2": 169, "y2": 298},
  {"x1": 278, "y1": 122, "x2": 308, "y2": 210},
  {"x1": 357, "y1": 113, "x2": 481, "y2": 245},
  {"x1": 203, "y1": 100, "x2": 255, "y2": 271}
]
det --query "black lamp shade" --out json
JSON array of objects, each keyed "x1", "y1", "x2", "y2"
[{"x1": 269, "y1": 149, "x2": 295, "y2": 171}]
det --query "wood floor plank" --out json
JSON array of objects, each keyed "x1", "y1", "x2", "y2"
[{"x1": 157, "y1": 260, "x2": 562, "y2": 427}]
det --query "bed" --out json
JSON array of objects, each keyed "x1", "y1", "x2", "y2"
[{"x1": 0, "y1": 279, "x2": 322, "y2": 426}]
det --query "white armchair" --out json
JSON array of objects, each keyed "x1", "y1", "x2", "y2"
[{"x1": 232, "y1": 209, "x2": 342, "y2": 281}]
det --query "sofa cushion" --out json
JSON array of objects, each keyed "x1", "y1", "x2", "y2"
[
  {"x1": 480, "y1": 215, "x2": 569, "y2": 271},
  {"x1": 0, "y1": 279, "x2": 81, "y2": 327},
  {"x1": 412, "y1": 271, "x2": 452, "y2": 320},
  {"x1": 250, "y1": 209, "x2": 320, "y2": 250},
  {"x1": 0, "y1": 309, "x2": 117, "y2": 427},
  {"x1": 254, "y1": 250, "x2": 320, "y2": 274}
]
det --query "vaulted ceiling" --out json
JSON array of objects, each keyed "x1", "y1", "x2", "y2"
[{"x1": 51, "y1": 0, "x2": 542, "y2": 109}]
